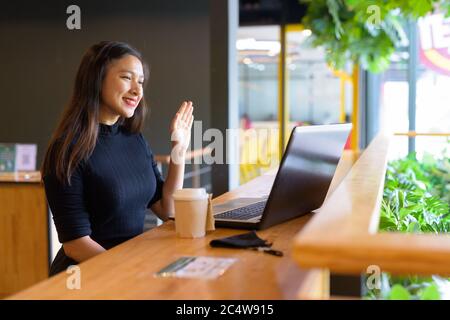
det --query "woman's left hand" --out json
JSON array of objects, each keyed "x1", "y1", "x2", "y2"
[{"x1": 170, "y1": 101, "x2": 194, "y2": 162}]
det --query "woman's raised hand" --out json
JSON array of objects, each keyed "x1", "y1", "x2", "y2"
[{"x1": 170, "y1": 101, "x2": 194, "y2": 163}]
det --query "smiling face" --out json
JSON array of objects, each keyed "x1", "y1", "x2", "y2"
[{"x1": 99, "y1": 54, "x2": 145, "y2": 124}]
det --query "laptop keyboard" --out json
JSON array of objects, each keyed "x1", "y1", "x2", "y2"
[{"x1": 215, "y1": 200, "x2": 267, "y2": 221}]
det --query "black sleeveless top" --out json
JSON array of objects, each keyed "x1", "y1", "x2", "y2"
[{"x1": 44, "y1": 122, "x2": 164, "y2": 276}]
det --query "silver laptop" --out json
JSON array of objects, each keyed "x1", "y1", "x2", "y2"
[{"x1": 213, "y1": 123, "x2": 352, "y2": 230}]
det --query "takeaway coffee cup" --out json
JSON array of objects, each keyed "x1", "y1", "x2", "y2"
[{"x1": 173, "y1": 188, "x2": 209, "y2": 238}]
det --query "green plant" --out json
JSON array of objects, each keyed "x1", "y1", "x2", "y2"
[
  {"x1": 366, "y1": 273, "x2": 445, "y2": 300},
  {"x1": 300, "y1": 0, "x2": 450, "y2": 72},
  {"x1": 380, "y1": 153, "x2": 450, "y2": 233},
  {"x1": 367, "y1": 144, "x2": 450, "y2": 300}
]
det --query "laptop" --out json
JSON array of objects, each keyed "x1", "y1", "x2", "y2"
[{"x1": 213, "y1": 123, "x2": 352, "y2": 230}]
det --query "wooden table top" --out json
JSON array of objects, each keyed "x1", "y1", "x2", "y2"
[
  {"x1": 8, "y1": 170, "x2": 322, "y2": 300},
  {"x1": 0, "y1": 171, "x2": 41, "y2": 183}
]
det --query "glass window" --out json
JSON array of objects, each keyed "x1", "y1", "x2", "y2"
[
  {"x1": 381, "y1": 13, "x2": 450, "y2": 160},
  {"x1": 238, "y1": 26, "x2": 281, "y2": 184},
  {"x1": 380, "y1": 51, "x2": 410, "y2": 160},
  {"x1": 416, "y1": 12, "x2": 450, "y2": 158},
  {"x1": 286, "y1": 28, "x2": 343, "y2": 128}
]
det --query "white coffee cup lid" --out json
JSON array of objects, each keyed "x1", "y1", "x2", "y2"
[{"x1": 173, "y1": 188, "x2": 208, "y2": 201}]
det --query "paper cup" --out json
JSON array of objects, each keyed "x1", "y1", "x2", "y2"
[{"x1": 173, "y1": 188, "x2": 209, "y2": 238}]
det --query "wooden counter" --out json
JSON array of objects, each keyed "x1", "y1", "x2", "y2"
[
  {"x1": 6, "y1": 174, "x2": 319, "y2": 299},
  {"x1": 0, "y1": 171, "x2": 49, "y2": 298},
  {"x1": 7, "y1": 150, "x2": 355, "y2": 300},
  {"x1": 0, "y1": 171, "x2": 42, "y2": 183}
]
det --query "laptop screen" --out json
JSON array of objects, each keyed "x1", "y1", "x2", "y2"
[{"x1": 259, "y1": 124, "x2": 352, "y2": 229}]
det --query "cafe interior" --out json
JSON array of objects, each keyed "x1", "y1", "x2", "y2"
[{"x1": 1, "y1": 0, "x2": 450, "y2": 300}]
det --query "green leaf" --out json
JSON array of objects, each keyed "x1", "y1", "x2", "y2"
[
  {"x1": 343, "y1": 0, "x2": 361, "y2": 7},
  {"x1": 411, "y1": 0, "x2": 433, "y2": 17},
  {"x1": 379, "y1": 214, "x2": 398, "y2": 231},
  {"x1": 389, "y1": 284, "x2": 411, "y2": 300},
  {"x1": 398, "y1": 207, "x2": 412, "y2": 220},
  {"x1": 406, "y1": 221, "x2": 420, "y2": 233},
  {"x1": 420, "y1": 284, "x2": 441, "y2": 300}
]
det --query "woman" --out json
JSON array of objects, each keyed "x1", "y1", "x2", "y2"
[{"x1": 41, "y1": 41, "x2": 193, "y2": 276}]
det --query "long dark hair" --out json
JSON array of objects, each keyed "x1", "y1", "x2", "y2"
[{"x1": 41, "y1": 41, "x2": 148, "y2": 185}]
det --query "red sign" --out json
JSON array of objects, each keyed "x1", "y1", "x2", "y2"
[{"x1": 418, "y1": 13, "x2": 450, "y2": 76}]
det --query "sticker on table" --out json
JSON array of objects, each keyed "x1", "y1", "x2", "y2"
[{"x1": 155, "y1": 256, "x2": 237, "y2": 280}]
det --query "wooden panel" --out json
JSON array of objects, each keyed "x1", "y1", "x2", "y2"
[
  {"x1": 0, "y1": 182, "x2": 49, "y2": 298},
  {"x1": 293, "y1": 134, "x2": 450, "y2": 276}
]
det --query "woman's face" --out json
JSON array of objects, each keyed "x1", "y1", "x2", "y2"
[{"x1": 99, "y1": 54, "x2": 144, "y2": 124}]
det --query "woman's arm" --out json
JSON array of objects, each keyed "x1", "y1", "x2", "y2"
[
  {"x1": 151, "y1": 155, "x2": 186, "y2": 221},
  {"x1": 44, "y1": 160, "x2": 107, "y2": 263},
  {"x1": 151, "y1": 101, "x2": 194, "y2": 221},
  {"x1": 63, "y1": 236, "x2": 106, "y2": 262}
]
